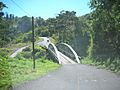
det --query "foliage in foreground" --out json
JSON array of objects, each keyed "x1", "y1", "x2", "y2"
[
  {"x1": 9, "y1": 58, "x2": 59, "y2": 85},
  {"x1": 82, "y1": 57, "x2": 120, "y2": 75},
  {"x1": 16, "y1": 45, "x2": 46, "y2": 59},
  {"x1": 0, "y1": 45, "x2": 60, "y2": 90},
  {"x1": 0, "y1": 57, "x2": 12, "y2": 90},
  {"x1": 0, "y1": 57, "x2": 60, "y2": 90}
]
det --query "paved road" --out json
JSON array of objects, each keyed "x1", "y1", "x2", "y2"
[
  {"x1": 13, "y1": 64, "x2": 120, "y2": 90},
  {"x1": 37, "y1": 37, "x2": 50, "y2": 48},
  {"x1": 10, "y1": 46, "x2": 29, "y2": 58},
  {"x1": 10, "y1": 37, "x2": 49, "y2": 58}
]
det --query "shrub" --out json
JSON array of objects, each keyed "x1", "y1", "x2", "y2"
[
  {"x1": 23, "y1": 47, "x2": 31, "y2": 52},
  {"x1": 0, "y1": 56, "x2": 12, "y2": 90},
  {"x1": 82, "y1": 57, "x2": 120, "y2": 73},
  {"x1": 15, "y1": 46, "x2": 47, "y2": 60},
  {"x1": 0, "y1": 48, "x2": 10, "y2": 58},
  {"x1": 22, "y1": 51, "x2": 32, "y2": 59}
]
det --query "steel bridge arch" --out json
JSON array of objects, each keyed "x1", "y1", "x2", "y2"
[
  {"x1": 48, "y1": 43, "x2": 61, "y2": 64},
  {"x1": 58, "y1": 43, "x2": 80, "y2": 63}
]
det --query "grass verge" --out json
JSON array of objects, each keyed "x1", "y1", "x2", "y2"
[
  {"x1": 9, "y1": 58, "x2": 60, "y2": 86},
  {"x1": 0, "y1": 40, "x2": 59, "y2": 90},
  {"x1": 0, "y1": 57, "x2": 60, "y2": 90},
  {"x1": 82, "y1": 57, "x2": 120, "y2": 75}
]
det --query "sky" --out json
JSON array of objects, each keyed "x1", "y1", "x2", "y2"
[{"x1": 2, "y1": 0, "x2": 91, "y2": 19}]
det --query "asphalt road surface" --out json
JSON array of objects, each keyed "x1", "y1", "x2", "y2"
[
  {"x1": 37, "y1": 37, "x2": 50, "y2": 48},
  {"x1": 13, "y1": 64, "x2": 120, "y2": 90},
  {"x1": 10, "y1": 37, "x2": 49, "y2": 58},
  {"x1": 10, "y1": 46, "x2": 29, "y2": 58}
]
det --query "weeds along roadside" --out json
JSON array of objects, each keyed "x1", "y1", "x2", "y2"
[
  {"x1": 82, "y1": 57, "x2": 120, "y2": 75},
  {"x1": 0, "y1": 45, "x2": 60, "y2": 90}
]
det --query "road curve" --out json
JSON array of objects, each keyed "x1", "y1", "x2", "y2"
[
  {"x1": 37, "y1": 37, "x2": 50, "y2": 48},
  {"x1": 10, "y1": 46, "x2": 29, "y2": 58},
  {"x1": 10, "y1": 37, "x2": 49, "y2": 58},
  {"x1": 13, "y1": 64, "x2": 120, "y2": 90}
]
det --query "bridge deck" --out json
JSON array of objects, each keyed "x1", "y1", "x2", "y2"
[{"x1": 58, "y1": 51, "x2": 77, "y2": 64}]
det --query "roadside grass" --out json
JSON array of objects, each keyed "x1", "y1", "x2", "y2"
[
  {"x1": 0, "y1": 43, "x2": 60, "y2": 90},
  {"x1": 9, "y1": 58, "x2": 60, "y2": 86},
  {"x1": 0, "y1": 57, "x2": 12, "y2": 90},
  {"x1": 10, "y1": 45, "x2": 60, "y2": 86},
  {"x1": 0, "y1": 57, "x2": 60, "y2": 90},
  {"x1": 82, "y1": 57, "x2": 120, "y2": 75}
]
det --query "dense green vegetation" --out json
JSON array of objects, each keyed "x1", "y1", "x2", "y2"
[
  {"x1": 41, "y1": 0, "x2": 120, "y2": 73},
  {"x1": 0, "y1": 2, "x2": 59, "y2": 90},
  {"x1": 9, "y1": 58, "x2": 59, "y2": 86},
  {"x1": 0, "y1": 57, "x2": 12, "y2": 90},
  {"x1": 1, "y1": 1, "x2": 120, "y2": 58},
  {"x1": 0, "y1": 46, "x2": 59, "y2": 90},
  {"x1": 0, "y1": 0, "x2": 120, "y2": 89},
  {"x1": 82, "y1": 57, "x2": 120, "y2": 75},
  {"x1": 80, "y1": 0, "x2": 120, "y2": 74},
  {"x1": 0, "y1": 57, "x2": 59, "y2": 90},
  {"x1": 15, "y1": 45, "x2": 47, "y2": 60}
]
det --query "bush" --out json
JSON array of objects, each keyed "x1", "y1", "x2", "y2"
[
  {"x1": 23, "y1": 51, "x2": 32, "y2": 59},
  {"x1": 0, "y1": 56, "x2": 12, "y2": 90},
  {"x1": 0, "y1": 48, "x2": 10, "y2": 58},
  {"x1": 82, "y1": 57, "x2": 120, "y2": 74},
  {"x1": 15, "y1": 46, "x2": 47, "y2": 60},
  {"x1": 22, "y1": 47, "x2": 31, "y2": 52}
]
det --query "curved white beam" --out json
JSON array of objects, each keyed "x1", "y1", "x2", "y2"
[
  {"x1": 48, "y1": 43, "x2": 61, "y2": 64},
  {"x1": 59, "y1": 43, "x2": 80, "y2": 63}
]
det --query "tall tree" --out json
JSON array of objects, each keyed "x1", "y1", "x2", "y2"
[
  {"x1": 0, "y1": 2, "x2": 9, "y2": 47},
  {"x1": 54, "y1": 10, "x2": 77, "y2": 43},
  {"x1": 90, "y1": 0, "x2": 120, "y2": 58},
  {"x1": 17, "y1": 16, "x2": 31, "y2": 33}
]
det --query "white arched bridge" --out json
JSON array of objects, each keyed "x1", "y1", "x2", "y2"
[
  {"x1": 38, "y1": 37, "x2": 81, "y2": 64},
  {"x1": 10, "y1": 37, "x2": 81, "y2": 64}
]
